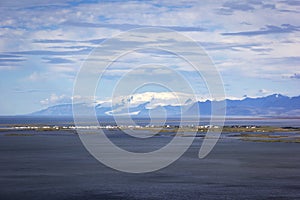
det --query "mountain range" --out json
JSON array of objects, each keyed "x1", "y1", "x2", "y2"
[{"x1": 31, "y1": 94, "x2": 300, "y2": 117}]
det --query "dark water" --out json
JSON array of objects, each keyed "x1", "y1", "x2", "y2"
[
  {"x1": 0, "y1": 117, "x2": 299, "y2": 199},
  {"x1": 0, "y1": 133, "x2": 299, "y2": 199},
  {"x1": 1, "y1": 116, "x2": 300, "y2": 127}
]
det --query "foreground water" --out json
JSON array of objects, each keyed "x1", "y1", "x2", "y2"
[
  {"x1": 0, "y1": 117, "x2": 299, "y2": 199},
  {"x1": 0, "y1": 132, "x2": 299, "y2": 199}
]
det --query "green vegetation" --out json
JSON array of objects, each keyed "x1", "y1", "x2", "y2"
[
  {"x1": 132, "y1": 125, "x2": 300, "y2": 134},
  {"x1": 221, "y1": 126, "x2": 300, "y2": 133},
  {"x1": 241, "y1": 138, "x2": 300, "y2": 143}
]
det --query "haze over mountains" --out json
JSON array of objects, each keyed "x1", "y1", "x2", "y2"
[{"x1": 31, "y1": 94, "x2": 300, "y2": 117}]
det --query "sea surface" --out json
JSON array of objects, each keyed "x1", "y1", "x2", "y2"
[
  {"x1": 1, "y1": 116, "x2": 300, "y2": 127},
  {"x1": 0, "y1": 117, "x2": 299, "y2": 199}
]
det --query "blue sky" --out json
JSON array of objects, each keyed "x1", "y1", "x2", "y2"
[{"x1": 0, "y1": 0, "x2": 300, "y2": 115}]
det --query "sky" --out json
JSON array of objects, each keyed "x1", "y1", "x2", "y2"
[{"x1": 0, "y1": 0, "x2": 300, "y2": 115}]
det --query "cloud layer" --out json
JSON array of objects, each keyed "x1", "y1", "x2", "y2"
[{"x1": 0, "y1": 0, "x2": 299, "y2": 114}]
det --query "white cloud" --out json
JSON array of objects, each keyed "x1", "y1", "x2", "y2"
[
  {"x1": 257, "y1": 89, "x2": 272, "y2": 96},
  {"x1": 1, "y1": 0, "x2": 300, "y2": 115},
  {"x1": 27, "y1": 72, "x2": 45, "y2": 81},
  {"x1": 40, "y1": 93, "x2": 70, "y2": 106},
  {"x1": 41, "y1": 91, "x2": 248, "y2": 111},
  {"x1": 92, "y1": 92, "x2": 193, "y2": 112}
]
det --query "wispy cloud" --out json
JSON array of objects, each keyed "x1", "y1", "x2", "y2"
[
  {"x1": 280, "y1": 0, "x2": 300, "y2": 6},
  {"x1": 0, "y1": 58, "x2": 26, "y2": 63},
  {"x1": 42, "y1": 57, "x2": 74, "y2": 64},
  {"x1": 10, "y1": 49, "x2": 92, "y2": 56},
  {"x1": 290, "y1": 73, "x2": 300, "y2": 79},
  {"x1": 62, "y1": 21, "x2": 206, "y2": 32},
  {"x1": 0, "y1": 0, "x2": 300, "y2": 114},
  {"x1": 0, "y1": 54, "x2": 24, "y2": 58},
  {"x1": 40, "y1": 93, "x2": 70, "y2": 106},
  {"x1": 13, "y1": 88, "x2": 52, "y2": 93},
  {"x1": 0, "y1": 55, "x2": 26, "y2": 67},
  {"x1": 33, "y1": 39, "x2": 78, "y2": 43},
  {"x1": 218, "y1": 1, "x2": 255, "y2": 15},
  {"x1": 222, "y1": 24, "x2": 300, "y2": 36},
  {"x1": 263, "y1": 56, "x2": 300, "y2": 65}
]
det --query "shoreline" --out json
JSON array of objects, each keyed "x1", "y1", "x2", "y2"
[
  {"x1": 1, "y1": 124, "x2": 300, "y2": 133},
  {"x1": 1, "y1": 125, "x2": 299, "y2": 143}
]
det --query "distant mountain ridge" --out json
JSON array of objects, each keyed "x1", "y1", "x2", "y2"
[{"x1": 31, "y1": 94, "x2": 300, "y2": 117}]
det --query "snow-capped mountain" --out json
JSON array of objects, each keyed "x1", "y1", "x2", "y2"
[{"x1": 31, "y1": 94, "x2": 300, "y2": 117}]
